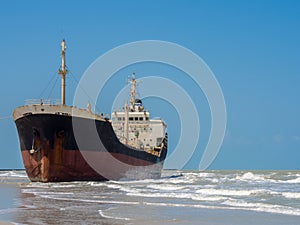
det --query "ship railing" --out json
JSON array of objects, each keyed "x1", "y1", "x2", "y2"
[{"x1": 25, "y1": 99, "x2": 61, "y2": 106}]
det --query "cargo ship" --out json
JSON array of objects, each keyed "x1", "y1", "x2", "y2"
[{"x1": 13, "y1": 40, "x2": 168, "y2": 182}]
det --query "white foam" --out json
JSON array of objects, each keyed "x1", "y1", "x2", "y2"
[
  {"x1": 235, "y1": 172, "x2": 300, "y2": 184},
  {"x1": 141, "y1": 200, "x2": 300, "y2": 217},
  {"x1": 21, "y1": 188, "x2": 39, "y2": 194},
  {"x1": 191, "y1": 195, "x2": 228, "y2": 202},
  {"x1": 87, "y1": 182, "x2": 107, "y2": 187},
  {"x1": 142, "y1": 201, "x2": 241, "y2": 212},
  {"x1": 98, "y1": 209, "x2": 132, "y2": 221},
  {"x1": 110, "y1": 178, "x2": 156, "y2": 185},
  {"x1": 280, "y1": 177, "x2": 300, "y2": 184},
  {"x1": 236, "y1": 172, "x2": 266, "y2": 182},
  {"x1": 14, "y1": 170, "x2": 300, "y2": 218},
  {"x1": 41, "y1": 191, "x2": 74, "y2": 195},
  {"x1": 35, "y1": 193, "x2": 140, "y2": 206},
  {"x1": 127, "y1": 191, "x2": 228, "y2": 202},
  {"x1": 21, "y1": 188, "x2": 74, "y2": 197},
  {"x1": 282, "y1": 192, "x2": 300, "y2": 199},
  {"x1": 20, "y1": 204, "x2": 37, "y2": 209},
  {"x1": 0, "y1": 171, "x2": 27, "y2": 178},
  {"x1": 127, "y1": 191, "x2": 183, "y2": 199},
  {"x1": 51, "y1": 184, "x2": 78, "y2": 188},
  {"x1": 21, "y1": 183, "x2": 50, "y2": 188},
  {"x1": 196, "y1": 172, "x2": 215, "y2": 178},
  {"x1": 196, "y1": 188, "x2": 269, "y2": 197},
  {"x1": 147, "y1": 184, "x2": 185, "y2": 191},
  {"x1": 104, "y1": 183, "x2": 139, "y2": 194}
]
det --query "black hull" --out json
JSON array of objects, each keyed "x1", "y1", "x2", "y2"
[{"x1": 15, "y1": 113, "x2": 167, "y2": 182}]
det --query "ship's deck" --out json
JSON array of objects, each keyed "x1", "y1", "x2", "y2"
[{"x1": 13, "y1": 100, "x2": 107, "y2": 122}]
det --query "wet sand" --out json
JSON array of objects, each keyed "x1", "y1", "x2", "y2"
[{"x1": 0, "y1": 183, "x2": 19, "y2": 224}]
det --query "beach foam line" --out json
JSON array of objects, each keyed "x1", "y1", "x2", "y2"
[
  {"x1": 195, "y1": 188, "x2": 275, "y2": 197},
  {"x1": 222, "y1": 199, "x2": 300, "y2": 216},
  {"x1": 126, "y1": 191, "x2": 230, "y2": 202},
  {"x1": 98, "y1": 209, "x2": 132, "y2": 221},
  {"x1": 31, "y1": 193, "x2": 140, "y2": 206},
  {"x1": 147, "y1": 184, "x2": 185, "y2": 191}
]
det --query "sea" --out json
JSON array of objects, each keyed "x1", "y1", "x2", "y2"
[{"x1": 0, "y1": 170, "x2": 300, "y2": 225}]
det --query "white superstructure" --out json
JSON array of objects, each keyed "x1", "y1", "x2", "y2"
[{"x1": 111, "y1": 75, "x2": 167, "y2": 155}]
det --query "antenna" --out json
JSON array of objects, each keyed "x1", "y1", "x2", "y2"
[
  {"x1": 58, "y1": 39, "x2": 68, "y2": 105},
  {"x1": 129, "y1": 72, "x2": 136, "y2": 111}
]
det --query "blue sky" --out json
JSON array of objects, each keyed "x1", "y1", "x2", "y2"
[{"x1": 0, "y1": 0, "x2": 299, "y2": 169}]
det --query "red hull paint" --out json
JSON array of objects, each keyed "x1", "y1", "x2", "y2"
[{"x1": 22, "y1": 149, "x2": 161, "y2": 182}]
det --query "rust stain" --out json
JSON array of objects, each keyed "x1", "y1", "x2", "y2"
[{"x1": 54, "y1": 132, "x2": 63, "y2": 165}]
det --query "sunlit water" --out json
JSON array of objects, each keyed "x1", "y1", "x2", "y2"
[{"x1": 1, "y1": 170, "x2": 300, "y2": 224}]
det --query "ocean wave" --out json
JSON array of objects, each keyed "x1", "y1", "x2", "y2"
[
  {"x1": 107, "y1": 172, "x2": 200, "y2": 185},
  {"x1": 127, "y1": 191, "x2": 189, "y2": 199},
  {"x1": 162, "y1": 173, "x2": 199, "y2": 184},
  {"x1": 234, "y1": 171, "x2": 300, "y2": 185},
  {"x1": 11, "y1": 170, "x2": 300, "y2": 220},
  {"x1": 104, "y1": 183, "x2": 139, "y2": 194},
  {"x1": 222, "y1": 199, "x2": 300, "y2": 216},
  {"x1": 147, "y1": 184, "x2": 185, "y2": 191},
  {"x1": 111, "y1": 178, "x2": 158, "y2": 184},
  {"x1": 0, "y1": 171, "x2": 27, "y2": 178},
  {"x1": 236, "y1": 172, "x2": 267, "y2": 182},
  {"x1": 279, "y1": 177, "x2": 300, "y2": 184},
  {"x1": 191, "y1": 195, "x2": 229, "y2": 202},
  {"x1": 125, "y1": 188, "x2": 279, "y2": 203},
  {"x1": 195, "y1": 188, "x2": 273, "y2": 197},
  {"x1": 126, "y1": 191, "x2": 230, "y2": 202}
]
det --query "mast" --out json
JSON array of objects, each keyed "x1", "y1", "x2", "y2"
[
  {"x1": 130, "y1": 73, "x2": 136, "y2": 111},
  {"x1": 124, "y1": 102, "x2": 129, "y2": 144},
  {"x1": 58, "y1": 39, "x2": 68, "y2": 105}
]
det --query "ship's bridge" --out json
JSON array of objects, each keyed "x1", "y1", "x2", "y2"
[{"x1": 111, "y1": 99, "x2": 166, "y2": 153}]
